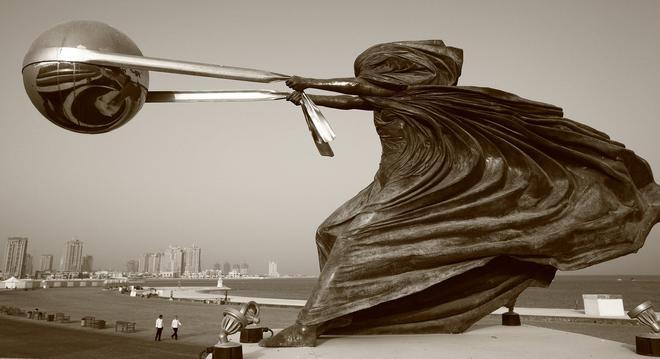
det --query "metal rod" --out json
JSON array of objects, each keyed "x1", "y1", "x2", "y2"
[
  {"x1": 146, "y1": 90, "x2": 290, "y2": 103},
  {"x1": 23, "y1": 47, "x2": 290, "y2": 83}
]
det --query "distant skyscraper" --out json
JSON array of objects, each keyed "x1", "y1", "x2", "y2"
[
  {"x1": 184, "y1": 245, "x2": 202, "y2": 273},
  {"x1": 24, "y1": 254, "x2": 33, "y2": 277},
  {"x1": 166, "y1": 246, "x2": 185, "y2": 275},
  {"x1": 126, "y1": 259, "x2": 139, "y2": 273},
  {"x1": 61, "y1": 239, "x2": 83, "y2": 272},
  {"x1": 268, "y1": 260, "x2": 280, "y2": 278},
  {"x1": 213, "y1": 263, "x2": 221, "y2": 271},
  {"x1": 240, "y1": 262, "x2": 249, "y2": 276},
  {"x1": 3, "y1": 237, "x2": 28, "y2": 278},
  {"x1": 81, "y1": 255, "x2": 94, "y2": 272},
  {"x1": 148, "y1": 253, "x2": 163, "y2": 274},
  {"x1": 138, "y1": 253, "x2": 152, "y2": 273},
  {"x1": 222, "y1": 261, "x2": 231, "y2": 275},
  {"x1": 40, "y1": 255, "x2": 53, "y2": 272}
]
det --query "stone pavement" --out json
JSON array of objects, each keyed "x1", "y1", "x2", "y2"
[{"x1": 207, "y1": 325, "x2": 640, "y2": 359}]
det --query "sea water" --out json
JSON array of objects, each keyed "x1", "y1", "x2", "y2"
[{"x1": 144, "y1": 275, "x2": 660, "y2": 310}]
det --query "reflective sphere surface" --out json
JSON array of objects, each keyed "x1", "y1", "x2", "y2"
[{"x1": 22, "y1": 21, "x2": 149, "y2": 133}]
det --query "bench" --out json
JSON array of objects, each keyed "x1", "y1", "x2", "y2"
[
  {"x1": 115, "y1": 321, "x2": 136, "y2": 333},
  {"x1": 91, "y1": 319, "x2": 106, "y2": 329},
  {"x1": 81, "y1": 316, "x2": 95, "y2": 327},
  {"x1": 55, "y1": 312, "x2": 71, "y2": 323}
]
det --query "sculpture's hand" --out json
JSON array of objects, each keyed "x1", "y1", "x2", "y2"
[
  {"x1": 286, "y1": 76, "x2": 311, "y2": 91},
  {"x1": 286, "y1": 91, "x2": 303, "y2": 106}
]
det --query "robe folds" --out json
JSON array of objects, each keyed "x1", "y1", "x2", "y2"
[
  {"x1": 296, "y1": 41, "x2": 659, "y2": 333},
  {"x1": 298, "y1": 85, "x2": 659, "y2": 333}
]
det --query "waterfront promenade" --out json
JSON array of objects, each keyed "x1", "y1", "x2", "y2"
[{"x1": 0, "y1": 287, "x2": 652, "y2": 358}]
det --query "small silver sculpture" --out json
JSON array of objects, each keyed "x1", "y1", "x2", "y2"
[
  {"x1": 628, "y1": 301, "x2": 660, "y2": 334},
  {"x1": 214, "y1": 301, "x2": 260, "y2": 358},
  {"x1": 628, "y1": 301, "x2": 660, "y2": 357}
]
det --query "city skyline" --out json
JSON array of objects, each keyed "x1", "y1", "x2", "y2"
[
  {"x1": 0, "y1": 234, "x2": 289, "y2": 275},
  {"x1": 0, "y1": 235, "x2": 284, "y2": 275},
  {"x1": 1, "y1": 1, "x2": 659, "y2": 275},
  {"x1": 1, "y1": 237, "x2": 99, "y2": 277}
]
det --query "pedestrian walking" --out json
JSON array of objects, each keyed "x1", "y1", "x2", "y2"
[
  {"x1": 155, "y1": 314, "x2": 163, "y2": 341},
  {"x1": 171, "y1": 315, "x2": 182, "y2": 340}
]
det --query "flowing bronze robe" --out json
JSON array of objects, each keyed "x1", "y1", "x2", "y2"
[{"x1": 297, "y1": 41, "x2": 660, "y2": 334}]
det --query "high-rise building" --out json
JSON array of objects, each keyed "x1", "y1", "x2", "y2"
[
  {"x1": 165, "y1": 246, "x2": 185, "y2": 275},
  {"x1": 24, "y1": 254, "x2": 33, "y2": 277},
  {"x1": 138, "y1": 253, "x2": 152, "y2": 273},
  {"x1": 240, "y1": 262, "x2": 249, "y2": 276},
  {"x1": 40, "y1": 254, "x2": 53, "y2": 272},
  {"x1": 268, "y1": 260, "x2": 280, "y2": 278},
  {"x1": 222, "y1": 261, "x2": 231, "y2": 275},
  {"x1": 184, "y1": 245, "x2": 202, "y2": 274},
  {"x1": 148, "y1": 253, "x2": 163, "y2": 274},
  {"x1": 213, "y1": 263, "x2": 221, "y2": 271},
  {"x1": 81, "y1": 255, "x2": 94, "y2": 272},
  {"x1": 126, "y1": 260, "x2": 139, "y2": 273},
  {"x1": 174, "y1": 249, "x2": 184, "y2": 274},
  {"x1": 3, "y1": 237, "x2": 28, "y2": 278},
  {"x1": 61, "y1": 239, "x2": 83, "y2": 272}
]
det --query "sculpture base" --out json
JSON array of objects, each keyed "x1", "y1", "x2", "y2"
[
  {"x1": 213, "y1": 342, "x2": 242, "y2": 359},
  {"x1": 204, "y1": 326, "x2": 643, "y2": 358},
  {"x1": 502, "y1": 312, "x2": 521, "y2": 326},
  {"x1": 240, "y1": 326, "x2": 263, "y2": 343},
  {"x1": 636, "y1": 334, "x2": 660, "y2": 357}
]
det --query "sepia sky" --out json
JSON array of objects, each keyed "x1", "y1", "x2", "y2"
[{"x1": 0, "y1": 0, "x2": 658, "y2": 275}]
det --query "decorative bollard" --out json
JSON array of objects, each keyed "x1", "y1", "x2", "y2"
[
  {"x1": 240, "y1": 326, "x2": 273, "y2": 344},
  {"x1": 502, "y1": 305, "x2": 521, "y2": 326},
  {"x1": 628, "y1": 301, "x2": 660, "y2": 357},
  {"x1": 213, "y1": 301, "x2": 260, "y2": 359}
]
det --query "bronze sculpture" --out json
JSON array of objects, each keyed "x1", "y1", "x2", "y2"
[
  {"x1": 21, "y1": 23, "x2": 659, "y2": 349},
  {"x1": 259, "y1": 40, "x2": 660, "y2": 347}
]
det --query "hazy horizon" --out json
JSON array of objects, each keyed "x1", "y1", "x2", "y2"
[{"x1": 1, "y1": 0, "x2": 658, "y2": 275}]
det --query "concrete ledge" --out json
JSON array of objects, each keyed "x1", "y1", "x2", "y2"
[
  {"x1": 153, "y1": 287, "x2": 638, "y2": 325},
  {"x1": 490, "y1": 307, "x2": 637, "y2": 325},
  {"x1": 152, "y1": 287, "x2": 307, "y2": 308}
]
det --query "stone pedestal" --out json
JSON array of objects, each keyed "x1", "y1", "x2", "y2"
[
  {"x1": 240, "y1": 326, "x2": 263, "y2": 343},
  {"x1": 502, "y1": 311, "x2": 521, "y2": 326},
  {"x1": 212, "y1": 342, "x2": 242, "y2": 359},
  {"x1": 636, "y1": 334, "x2": 660, "y2": 357}
]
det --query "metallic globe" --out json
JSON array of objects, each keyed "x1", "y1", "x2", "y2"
[{"x1": 22, "y1": 21, "x2": 149, "y2": 133}]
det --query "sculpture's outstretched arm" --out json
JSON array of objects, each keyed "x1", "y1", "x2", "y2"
[
  {"x1": 287, "y1": 76, "x2": 396, "y2": 97},
  {"x1": 287, "y1": 92, "x2": 372, "y2": 110}
]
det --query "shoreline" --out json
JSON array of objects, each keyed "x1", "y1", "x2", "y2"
[
  {"x1": 130, "y1": 275, "x2": 660, "y2": 310},
  {"x1": 0, "y1": 287, "x2": 653, "y2": 358},
  {"x1": 149, "y1": 285, "x2": 644, "y2": 326}
]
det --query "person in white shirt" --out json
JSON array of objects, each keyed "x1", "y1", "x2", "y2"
[
  {"x1": 155, "y1": 314, "x2": 163, "y2": 341},
  {"x1": 171, "y1": 315, "x2": 182, "y2": 340}
]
